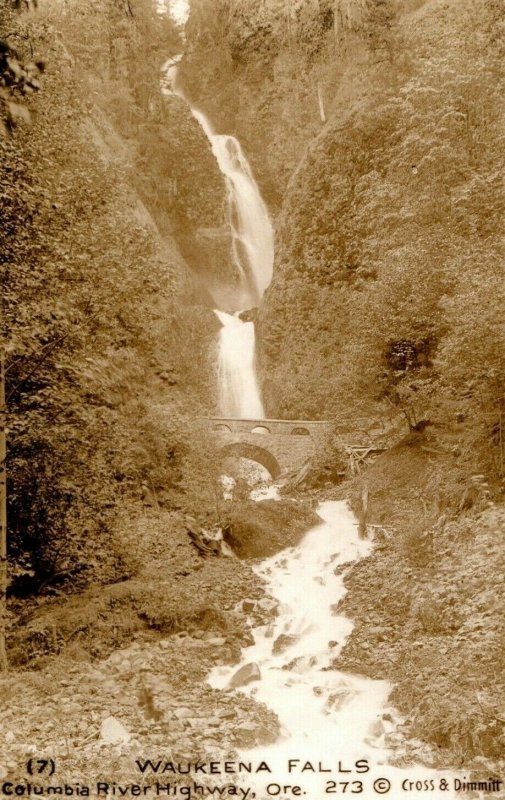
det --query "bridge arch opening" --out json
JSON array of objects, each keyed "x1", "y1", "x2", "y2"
[
  {"x1": 291, "y1": 426, "x2": 310, "y2": 436},
  {"x1": 213, "y1": 423, "x2": 232, "y2": 433},
  {"x1": 220, "y1": 443, "x2": 281, "y2": 480},
  {"x1": 251, "y1": 425, "x2": 270, "y2": 434}
]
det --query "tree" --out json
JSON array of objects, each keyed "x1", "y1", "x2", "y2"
[
  {"x1": 0, "y1": 33, "x2": 44, "y2": 135},
  {"x1": 1, "y1": 1, "x2": 46, "y2": 670}
]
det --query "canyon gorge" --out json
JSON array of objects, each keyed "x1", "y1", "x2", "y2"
[{"x1": 1, "y1": 0, "x2": 504, "y2": 793}]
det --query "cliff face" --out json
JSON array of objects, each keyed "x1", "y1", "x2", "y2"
[
  {"x1": 40, "y1": 0, "x2": 237, "y2": 296},
  {"x1": 179, "y1": 0, "x2": 397, "y2": 210},
  {"x1": 134, "y1": 91, "x2": 238, "y2": 298}
]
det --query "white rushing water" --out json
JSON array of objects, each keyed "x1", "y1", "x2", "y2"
[
  {"x1": 162, "y1": 52, "x2": 274, "y2": 306},
  {"x1": 162, "y1": 54, "x2": 273, "y2": 417},
  {"x1": 209, "y1": 501, "x2": 456, "y2": 800},
  {"x1": 190, "y1": 108, "x2": 274, "y2": 308},
  {"x1": 215, "y1": 310, "x2": 265, "y2": 418},
  {"x1": 181, "y1": 103, "x2": 273, "y2": 417},
  {"x1": 157, "y1": 0, "x2": 189, "y2": 26}
]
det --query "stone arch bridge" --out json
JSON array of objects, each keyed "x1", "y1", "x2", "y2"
[{"x1": 205, "y1": 417, "x2": 332, "y2": 479}]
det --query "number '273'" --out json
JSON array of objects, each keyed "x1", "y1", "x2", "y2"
[{"x1": 326, "y1": 781, "x2": 363, "y2": 794}]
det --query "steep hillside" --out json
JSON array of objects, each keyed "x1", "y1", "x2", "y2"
[
  {"x1": 258, "y1": 0, "x2": 505, "y2": 472},
  {"x1": 1, "y1": 0, "x2": 225, "y2": 601},
  {"x1": 333, "y1": 434, "x2": 505, "y2": 766}
]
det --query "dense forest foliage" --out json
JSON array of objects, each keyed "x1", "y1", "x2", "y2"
[
  {"x1": 260, "y1": 0, "x2": 505, "y2": 481},
  {"x1": 1, "y1": 0, "x2": 222, "y2": 599}
]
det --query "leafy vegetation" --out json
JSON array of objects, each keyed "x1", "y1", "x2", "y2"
[
  {"x1": 0, "y1": 15, "x2": 44, "y2": 136},
  {"x1": 252, "y1": 0, "x2": 505, "y2": 485},
  {"x1": 1, "y1": 0, "x2": 221, "y2": 602},
  {"x1": 338, "y1": 438, "x2": 505, "y2": 764}
]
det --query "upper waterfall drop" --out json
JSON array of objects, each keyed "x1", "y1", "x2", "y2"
[
  {"x1": 177, "y1": 104, "x2": 274, "y2": 310},
  {"x1": 191, "y1": 110, "x2": 274, "y2": 307}
]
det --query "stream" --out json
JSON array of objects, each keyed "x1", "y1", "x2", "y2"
[{"x1": 209, "y1": 502, "x2": 456, "y2": 800}]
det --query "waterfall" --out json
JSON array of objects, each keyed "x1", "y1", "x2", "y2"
[
  {"x1": 191, "y1": 110, "x2": 274, "y2": 308},
  {"x1": 215, "y1": 310, "x2": 265, "y2": 419},
  {"x1": 193, "y1": 111, "x2": 273, "y2": 418},
  {"x1": 165, "y1": 63, "x2": 273, "y2": 418}
]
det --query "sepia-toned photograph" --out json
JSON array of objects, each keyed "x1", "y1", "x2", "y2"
[{"x1": 1, "y1": 0, "x2": 504, "y2": 797}]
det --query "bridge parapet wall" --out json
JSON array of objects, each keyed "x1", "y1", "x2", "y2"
[
  {"x1": 208, "y1": 417, "x2": 332, "y2": 438},
  {"x1": 205, "y1": 417, "x2": 332, "y2": 477}
]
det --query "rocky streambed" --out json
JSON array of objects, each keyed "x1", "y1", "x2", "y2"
[
  {"x1": 0, "y1": 603, "x2": 281, "y2": 786},
  {"x1": 1, "y1": 507, "x2": 290, "y2": 786}
]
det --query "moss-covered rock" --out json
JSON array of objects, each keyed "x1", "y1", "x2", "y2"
[{"x1": 225, "y1": 498, "x2": 319, "y2": 558}]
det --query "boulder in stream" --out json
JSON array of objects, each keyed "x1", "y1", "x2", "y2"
[
  {"x1": 228, "y1": 662, "x2": 261, "y2": 688},
  {"x1": 257, "y1": 597, "x2": 278, "y2": 614},
  {"x1": 238, "y1": 308, "x2": 258, "y2": 323},
  {"x1": 272, "y1": 633, "x2": 298, "y2": 655}
]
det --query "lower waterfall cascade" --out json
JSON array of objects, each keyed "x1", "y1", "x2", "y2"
[{"x1": 214, "y1": 310, "x2": 265, "y2": 420}]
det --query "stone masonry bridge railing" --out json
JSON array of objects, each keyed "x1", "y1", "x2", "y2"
[{"x1": 205, "y1": 417, "x2": 333, "y2": 479}]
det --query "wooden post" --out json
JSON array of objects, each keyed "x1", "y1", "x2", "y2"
[
  {"x1": 499, "y1": 405, "x2": 504, "y2": 478},
  {"x1": 362, "y1": 482, "x2": 368, "y2": 517},
  {"x1": 317, "y1": 82, "x2": 326, "y2": 123},
  {"x1": 0, "y1": 350, "x2": 8, "y2": 671},
  {"x1": 358, "y1": 481, "x2": 368, "y2": 538}
]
